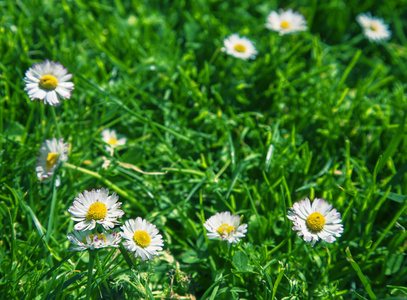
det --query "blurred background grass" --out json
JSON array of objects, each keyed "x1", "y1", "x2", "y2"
[{"x1": 1, "y1": 0, "x2": 407, "y2": 299}]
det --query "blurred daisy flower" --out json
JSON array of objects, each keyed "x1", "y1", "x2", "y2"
[
  {"x1": 222, "y1": 34, "x2": 258, "y2": 60},
  {"x1": 24, "y1": 60, "x2": 74, "y2": 106},
  {"x1": 67, "y1": 230, "x2": 121, "y2": 251},
  {"x1": 68, "y1": 188, "x2": 124, "y2": 231},
  {"x1": 101, "y1": 129, "x2": 127, "y2": 154},
  {"x1": 356, "y1": 12, "x2": 391, "y2": 42},
  {"x1": 265, "y1": 9, "x2": 307, "y2": 35},
  {"x1": 204, "y1": 211, "x2": 248, "y2": 244},
  {"x1": 36, "y1": 137, "x2": 69, "y2": 185},
  {"x1": 287, "y1": 198, "x2": 344, "y2": 246},
  {"x1": 121, "y1": 217, "x2": 164, "y2": 261}
]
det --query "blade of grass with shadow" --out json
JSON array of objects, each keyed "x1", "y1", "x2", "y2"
[{"x1": 345, "y1": 247, "x2": 377, "y2": 300}]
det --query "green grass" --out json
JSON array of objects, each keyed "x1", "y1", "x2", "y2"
[{"x1": 1, "y1": 0, "x2": 407, "y2": 299}]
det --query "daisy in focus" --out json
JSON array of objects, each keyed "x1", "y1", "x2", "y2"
[
  {"x1": 204, "y1": 211, "x2": 248, "y2": 244},
  {"x1": 101, "y1": 129, "x2": 127, "y2": 154},
  {"x1": 24, "y1": 60, "x2": 74, "y2": 106},
  {"x1": 356, "y1": 12, "x2": 391, "y2": 42},
  {"x1": 222, "y1": 34, "x2": 258, "y2": 61},
  {"x1": 287, "y1": 198, "x2": 344, "y2": 246},
  {"x1": 36, "y1": 137, "x2": 69, "y2": 185},
  {"x1": 68, "y1": 188, "x2": 125, "y2": 231},
  {"x1": 67, "y1": 229, "x2": 121, "y2": 251},
  {"x1": 265, "y1": 9, "x2": 307, "y2": 35},
  {"x1": 121, "y1": 217, "x2": 164, "y2": 261}
]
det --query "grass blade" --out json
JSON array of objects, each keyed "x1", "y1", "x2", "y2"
[{"x1": 345, "y1": 247, "x2": 377, "y2": 300}]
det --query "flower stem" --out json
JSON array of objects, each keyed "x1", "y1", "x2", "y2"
[
  {"x1": 62, "y1": 162, "x2": 148, "y2": 214},
  {"x1": 86, "y1": 250, "x2": 96, "y2": 300},
  {"x1": 95, "y1": 252, "x2": 111, "y2": 292},
  {"x1": 228, "y1": 243, "x2": 233, "y2": 261},
  {"x1": 119, "y1": 243, "x2": 134, "y2": 269},
  {"x1": 45, "y1": 177, "x2": 58, "y2": 243},
  {"x1": 50, "y1": 106, "x2": 62, "y2": 139}
]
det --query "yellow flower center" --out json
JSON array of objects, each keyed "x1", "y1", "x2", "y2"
[
  {"x1": 133, "y1": 230, "x2": 151, "y2": 248},
  {"x1": 281, "y1": 20, "x2": 290, "y2": 29},
  {"x1": 234, "y1": 44, "x2": 246, "y2": 53},
  {"x1": 46, "y1": 152, "x2": 59, "y2": 170},
  {"x1": 370, "y1": 25, "x2": 378, "y2": 31},
  {"x1": 83, "y1": 233, "x2": 107, "y2": 244},
  {"x1": 39, "y1": 75, "x2": 58, "y2": 90},
  {"x1": 217, "y1": 223, "x2": 234, "y2": 236},
  {"x1": 108, "y1": 138, "x2": 118, "y2": 145},
  {"x1": 86, "y1": 202, "x2": 108, "y2": 221},
  {"x1": 306, "y1": 212, "x2": 326, "y2": 233}
]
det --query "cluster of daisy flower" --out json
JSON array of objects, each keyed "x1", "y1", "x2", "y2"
[
  {"x1": 65, "y1": 188, "x2": 343, "y2": 258},
  {"x1": 222, "y1": 9, "x2": 391, "y2": 61},
  {"x1": 64, "y1": 193, "x2": 343, "y2": 265},
  {"x1": 66, "y1": 192, "x2": 343, "y2": 256},
  {"x1": 67, "y1": 187, "x2": 164, "y2": 261}
]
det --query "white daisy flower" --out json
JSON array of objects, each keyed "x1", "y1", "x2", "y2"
[
  {"x1": 265, "y1": 9, "x2": 308, "y2": 35},
  {"x1": 101, "y1": 129, "x2": 127, "y2": 152},
  {"x1": 204, "y1": 211, "x2": 248, "y2": 244},
  {"x1": 121, "y1": 217, "x2": 164, "y2": 261},
  {"x1": 24, "y1": 60, "x2": 74, "y2": 106},
  {"x1": 68, "y1": 188, "x2": 125, "y2": 231},
  {"x1": 287, "y1": 198, "x2": 344, "y2": 246},
  {"x1": 36, "y1": 137, "x2": 69, "y2": 184},
  {"x1": 356, "y1": 12, "x2": 391, "y2": 42},
  {"x1": 67, "y1": 230, "x2": 122, "y2": 251},
  {"x1": 222, "y1": 34, "x2": 258, "y2": 61}
]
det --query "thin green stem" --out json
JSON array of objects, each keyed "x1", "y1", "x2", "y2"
[
  {"x1": 45, "y1": 179, "x2": 58, "y2": 243},
  {"x1": 219, "y1": 241, "x2": 231, "y2": 272},
  {"x1": 208, "y1": 47, "x2": 220, "y2": 65},
  {"x1": 95, "y1": 252, "x2": 111, "y2": 292},
  {"x1": 119, "y1": 243, "x2": 133, "y2": 269},
  {"x1": 63, "y1": 162, "x2": 148, "y2": 214},
  {"x1": 86, "y1": 250, "x2": 96, "y2": 300},
  {"x1": 50, "y1": 106, "x2": 62, "y2": 139},
  {"x1": 228, "y1": 243, "x2": 233, "y2": 262}
]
